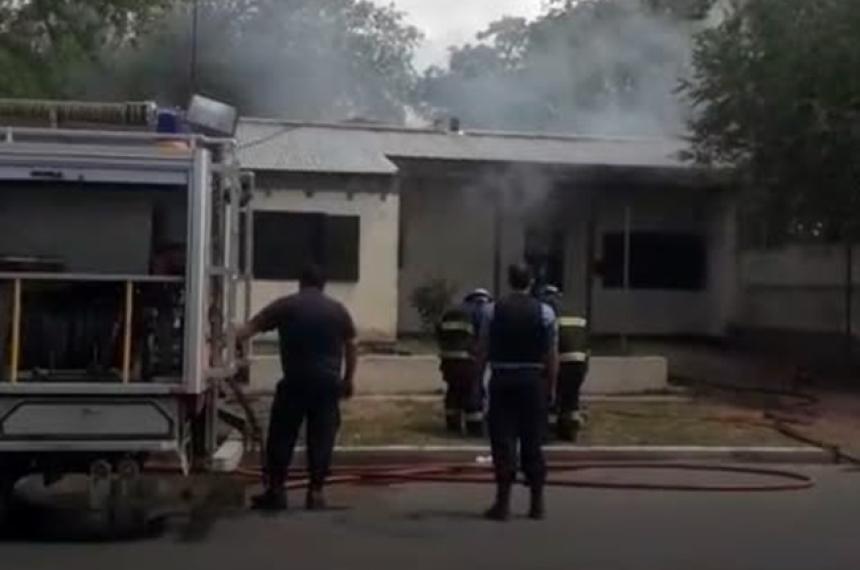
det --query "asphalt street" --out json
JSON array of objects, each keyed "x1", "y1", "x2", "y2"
[{"x1": 1, "y1": 465, "x2": 857, "y2": 570}]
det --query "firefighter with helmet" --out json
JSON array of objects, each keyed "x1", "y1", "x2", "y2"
[
  {"x1": 541, "y1": 285, "x2": 590, "y2": 441},
  {"x1": 436, "y1": 288, "x2": 493, "y2": 436}
]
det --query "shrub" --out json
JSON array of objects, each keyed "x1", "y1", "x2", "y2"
[{"x1": 410, "y1": 278, "x2": 457, "y2": 332}]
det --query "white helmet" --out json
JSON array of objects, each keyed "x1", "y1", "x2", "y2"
[
  {"x1": 542, "y1": 284, "x2": 561, "y2": 297},
  {"x1": 464, "y1": 288, "x2": 492, "y2": 303}
]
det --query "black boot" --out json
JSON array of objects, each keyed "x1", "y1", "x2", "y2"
[
  {"x1": 557, "y1": 418, "x2": 575, "y2": 442},
  {"x1": 484, "y1": 483, "x2": 511, "y2": 521},
  {"x1": 528, "y1": 485, "x2": 545, "y2": 520},
  {"x1": 445, "y1": 410, "x2": 462, "y2": 434},
  {"x1": 465, "y1": 420, "x2": 484, "y2": 438},
  {"x1": 305, "y1": 486, "x2": 327, "y2": 511},
  {"x1": 251, "y1": 488, "x2": 287, "y2": 512}
]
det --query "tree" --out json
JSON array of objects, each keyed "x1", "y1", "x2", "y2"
[
  {"x1": 684, "y1": 0, "x2": 860, "y2": 243},
  {"x1": 0, "y1": 0, "x2": 172, "y2": 98},
  {"x1": 682, "y1": 0, "x2": 860, "y2": 356},
  {"x1": 418, "y1": 0, "x2": 712, "y2": 135},
  {"x1": 0, "y1": 0, "x2": 422, "y2": 123},
  {"x1": 101, "y1": 0, "x2": 423, "y2": 122}
]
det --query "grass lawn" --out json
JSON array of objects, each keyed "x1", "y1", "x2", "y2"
[{"x1": 249, "y1": 396, "x2": 798, "y2": 447}]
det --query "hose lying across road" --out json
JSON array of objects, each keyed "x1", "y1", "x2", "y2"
[{"x1": 224, "y1": 461, "x2": 815, "y2": 493}]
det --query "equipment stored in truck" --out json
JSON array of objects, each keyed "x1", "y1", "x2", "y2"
[{"x1": 0, "y1": 98, "x2": 255, "y2": 524}]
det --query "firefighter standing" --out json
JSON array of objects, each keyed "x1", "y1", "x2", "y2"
[
  {"x1": 480, "y1": 264, "x2": 558, "y2": 521},
  {"x1": 436, "y1": 289, "x2": 492, "y2": 436},
  {"x1": 541, "y1": 285, "x2": 590, "y2": 442},
  {"x1": 237, "y1": 265, "x2": 358, "y2": 512}
]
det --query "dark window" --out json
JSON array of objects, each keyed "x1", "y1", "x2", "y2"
[
  {"x1": 252, "y1": 212, "x2": 360, "y2": 282},
  {"x1": 239, "y1": 210, "x2": 248, "y2": 274},
  {"x1": 398, "y1": 209, "x2": 406, "y2": 269},
  {"x1": 602, "y1": 232, "x2": 706, "y2": 290}
]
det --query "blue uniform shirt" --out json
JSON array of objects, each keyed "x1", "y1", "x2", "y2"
[{"x1": 462, "y1": 298, "x2": 493, "y2": 335}]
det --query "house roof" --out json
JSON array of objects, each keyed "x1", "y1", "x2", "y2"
[{"x1": 237, "y1": 118, "x2": 692, "y2": 176}]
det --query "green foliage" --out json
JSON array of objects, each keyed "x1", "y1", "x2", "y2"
[
  {"x1": 643, "y1": 0, "x2": 716, "y2": 20},
  {"x1": 0, "y1": 0, "x2": 172, "y2": 98},
  {"x1": 683, "y1": 0, "x2": 860, "y2": 244},
  {"x1": 0, "y1": 0, "x2": 421, "y2": 122},
  {"x1": 101, "y1": 0, "x2": 423, "y2": 122},
  {"x1": 410, "y1": 278, "x2": 457, "y2": 333}
]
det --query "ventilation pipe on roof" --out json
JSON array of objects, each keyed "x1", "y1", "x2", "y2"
[{"x1": 433, "y1": 115, "x2": 464, "y2": 134}]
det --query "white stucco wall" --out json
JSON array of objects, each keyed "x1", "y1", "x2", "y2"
[
  {"x1": 737, "y1": 245, "x2": 860, "y2": 335},
  {"x1": 249, "y1": 187, "x2": 399, "y2": 341}
]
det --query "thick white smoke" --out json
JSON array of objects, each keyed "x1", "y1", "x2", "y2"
[{"x1": 421, "y1": 0, "x2": 700, "y2": 136}]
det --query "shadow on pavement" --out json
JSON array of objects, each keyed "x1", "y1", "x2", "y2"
[
  {"x1": 404, "y1": 509, "x2": 486, "y2": 522},
  {"x1": 0, "y1": 474, "x2": 248, "y2": 544}
]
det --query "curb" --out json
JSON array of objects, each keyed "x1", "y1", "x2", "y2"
[
  {"x1": 238, "y1": 391, "x2": 691, "y2": 403},
  {"x1": 286, "y1": 445, "x2": 833, "y2": 466}
]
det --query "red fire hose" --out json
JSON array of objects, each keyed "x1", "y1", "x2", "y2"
[
  {"x1": 215, "y1": 461, "x2": 814, "y2": 493},
  {"x1": 194, "y1": 377, "x2": 860, "y2": 494}
]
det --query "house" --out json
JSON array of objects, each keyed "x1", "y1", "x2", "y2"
[{"x1": 236, "y1": 118, "x2": 731, "y2": 343}]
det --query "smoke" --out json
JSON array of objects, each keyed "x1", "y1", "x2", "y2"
[
  {"x1": 420, "y1": 0, "x2": 698, "y2": 136},
  {"x1": 88, "y1": 0, "x2": 699, "y2": 135},
  {"x1": 462, "y1": 162, "x2": 568, "y2": 244},
  {"x1": 94, "y1": 0, "x2": 422, "y2": 123}
]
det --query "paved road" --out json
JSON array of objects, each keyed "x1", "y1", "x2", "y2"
[{"x1": 1, "y1": 465, "x2": 858, "y2": 570}]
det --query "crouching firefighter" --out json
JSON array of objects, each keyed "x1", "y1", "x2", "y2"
[
  {"x1": 436, "y1": 289, "x2": 492, "y2": 436},
  {"x1": 541, "y1": 285, "x2": 590, "y2": 441}
]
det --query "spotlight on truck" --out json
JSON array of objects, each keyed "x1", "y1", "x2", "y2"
[{"x1": 186, "y1": 94, "x2": 238, "y2": 137}]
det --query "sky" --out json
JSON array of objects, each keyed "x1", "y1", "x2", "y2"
[{"x1": 372, "y1": 0, "x2": 545, "y2": 70}]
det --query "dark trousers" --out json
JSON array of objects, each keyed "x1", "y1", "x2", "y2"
[
  {"x1": 556, "y1": 363, "x2": 587, "y2": 416},
  {"x1": 441, "y1": 359, "x2": 484, "y2": 418},
  {"x1": 265, "y1": 375, "x2": 341, "y2": 490},
  {"x1": 0, "y1": 284, "x2": 9, "y2": 382},
  {"x1": 488, "y1": 368, "x2": 547, "y2": 486}
]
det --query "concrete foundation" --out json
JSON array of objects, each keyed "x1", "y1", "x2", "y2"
[
  {"x1": 250, "y1": 354, "x2": 669, "y2": 395},
  {"x1": 582, "y1": 356, "x2": 668, "y2": 394}
]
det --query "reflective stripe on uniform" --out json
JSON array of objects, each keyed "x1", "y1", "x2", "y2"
[
  {"x1": 559, "y1": 351, "x2": 589, "y2": 363},
  {"x1": 439, "y1": 321, "x2": 475, "y2": 334},
  {"x1": 558, "y1": 317, "x2": 587, "y2": 328},
  {"x1": 558, "y1": 411, "x2": 587, "y2": 426},
  {"x1": 440, "y1": 350, "x2": 472, "y2": 360},
  {"x1": 465, "y1": 412, "x2": 484, "y2": 422}
]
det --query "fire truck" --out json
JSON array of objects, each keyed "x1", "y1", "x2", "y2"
[{"x1": 0, "y1": 98, "x2": 256, "y2": 523}]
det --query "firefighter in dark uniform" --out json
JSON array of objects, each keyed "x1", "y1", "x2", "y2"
[
  {"x1": 541, "y1": 285, "x2": 590, "y2": 441},
  {"x1": 436, "y1": 289, "x2": 492, "y2": 436},
  {"x1": 0, "y1": 282, "x2": 9, "y2": 382},
  {"x1": 237, "y1": 265, "x2": 358, "y2": 512},
  {"x1": 480, "y1": 264, "x2": 558, "y2": 521}
]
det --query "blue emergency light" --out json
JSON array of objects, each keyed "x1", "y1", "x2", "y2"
[{"x1": 156, "y1": 109, "x2": 183, "y2": 134}]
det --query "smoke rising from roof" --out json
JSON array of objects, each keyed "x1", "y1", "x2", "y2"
[
  {"x1": 419, "y1": 0, "x2": 700, "y2": 136},
  {"x1": 98, "y1": 0, "x2": 423, "y2": 124}
]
